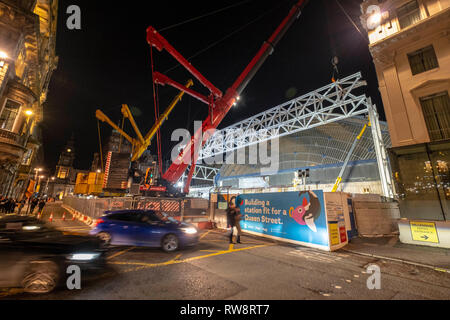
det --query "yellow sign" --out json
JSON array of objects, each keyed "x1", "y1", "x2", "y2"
[
  {"x1": 329, "y1": 223, "x2": 340, "y2": 246},
  {"x1": 410, "y1": 221, "x2": 439, "y2": 243}
]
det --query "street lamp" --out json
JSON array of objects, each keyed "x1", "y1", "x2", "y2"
[{"x1": 33, "y1": 168, "x2": 42, "y2": 181}]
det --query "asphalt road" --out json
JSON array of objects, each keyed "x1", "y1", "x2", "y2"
[{"x1": 1, "y1": 203, "x2": 450, "y2": 300}]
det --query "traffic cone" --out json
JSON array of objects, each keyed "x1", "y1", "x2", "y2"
[
  {"x1": 49, "y1": 212, "x2": 53, "y2": 223},
  {"x1": 62, "y1": 212, "x2": 66, "y2": 221}
]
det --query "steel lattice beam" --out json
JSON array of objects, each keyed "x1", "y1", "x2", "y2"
[
  {"x1": 180, "y1": 72, "x2": 394, "y2": 198},
  {"x1": 181, "y1": 165, "x2": 220, "y2": 183},
  {"x1": 199, "y1": 72, "x2": 370, "y2": 160}
]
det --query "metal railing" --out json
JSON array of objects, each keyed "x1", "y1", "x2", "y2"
[
  {"x1": 0, "y1": 128, "x2": 26, "y2": 147},
  {"x1": 62, "y1": 196, "x2": 186, "y2": 220}
]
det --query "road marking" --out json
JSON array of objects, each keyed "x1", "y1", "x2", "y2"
[
  {"x1": 111, "y1": 243, "x2": 274, "y2": 273},
  {"x1": 172, "y1": 254, "x2": 182, "y2": 261},
  {"x1": 107, "y1": 247, "x2": 136, "y2": 260},
  {"x1": 200, "y1": 230, "x2": 213, "y2": 240}
]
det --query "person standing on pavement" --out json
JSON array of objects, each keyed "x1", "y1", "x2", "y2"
[
  {"x1": 37, "y1": 198, "x2": 46, "y2": 215},
  {"x1": 226, "y1": 196, "x2": 242, "y2": 244},
  {"x1": 17, "y1": 199, "x2": 26, "y2": 215},
  {"x1": 9, "y1": 199, "x2": 16, "y2": 213},
  {"x1": 29, "y1": 198, "x2": 38, "y2": 215},
  {"x1": 0, "y1": 196, "x2": 6, "y2": 213}
]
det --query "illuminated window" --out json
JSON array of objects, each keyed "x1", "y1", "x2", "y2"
[
  {"x1": 58, "y1": 167, "x2": 69, "y2": 179},
  {"x1": 408, "y1": 45, "x2": 439, "y2": 75},
  {"x1": 0, "y1": 100, "x2": 21, "y2": 131},
  {"x1": 397, "y1": 0, "x2": 421, "y2": 29},
  {"x1": 420, "y1": 92, "x2": 450, "y2": 141}
]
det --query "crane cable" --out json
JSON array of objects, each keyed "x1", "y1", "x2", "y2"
[
  {"x1": 164, "y1": 0, "x2": 291, "y2": 74},
  {"x1": 150, "y1": 47, "x2": 163, "y2": 177},
  {"x1": 159, "y1": 0, "x2": 256, "y2": 32}
]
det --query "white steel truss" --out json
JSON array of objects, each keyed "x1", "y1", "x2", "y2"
[
  {"x1": 199, "y1": 72, "x2": 370, "y2": 159},
  {"x1": 181, "y1": 165, "x2": 220, "y2": 183},
  {"x1": 186, "y1": 72, "x2": 394, "y2": 198}
]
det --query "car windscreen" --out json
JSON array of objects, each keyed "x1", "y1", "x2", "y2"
[
  {"x1": 107, "y1": 212, "x2": 141, "y2": 222},
  {"x1": 152, "y1": 211, "x2": 178, "y2": 223}
]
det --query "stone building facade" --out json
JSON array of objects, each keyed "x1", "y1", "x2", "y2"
[
  {"x1": 360, "y1": 0, "x2": 450, "y2": 246},
  {"x1": 0, "y1": 0, "x2": 58, "y2": 199}
]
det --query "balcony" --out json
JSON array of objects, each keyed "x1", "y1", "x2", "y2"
[{"x1": 0, "y1": 128, "x2": 26, "y2": 148}]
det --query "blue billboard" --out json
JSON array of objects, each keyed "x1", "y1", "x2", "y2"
[{"x1": 236, "y1": 191, "x2": 329, "y2": 249}]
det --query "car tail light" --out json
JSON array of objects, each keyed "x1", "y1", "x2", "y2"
[{"x1": 95, "y1": 218, "x2": 105, "y2": 227}]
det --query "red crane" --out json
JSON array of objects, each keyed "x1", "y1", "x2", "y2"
[{"x1": 147, "y1": 0, "x2": 309, "y2": 194}]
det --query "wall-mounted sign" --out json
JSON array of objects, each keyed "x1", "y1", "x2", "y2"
[{"x1": 410, "y1": 221, "x2": 439, "y2": 243}]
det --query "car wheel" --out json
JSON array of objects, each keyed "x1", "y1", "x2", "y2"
[
  {"x1": 97, "y1": 232, "x2": 111, "y2": 246},
  {"x1": 162, "y1": 234, "x2": 179, "y2": 252},
  {"x1": 22, "y1": 261, "x2": 60, "y2": 294}
]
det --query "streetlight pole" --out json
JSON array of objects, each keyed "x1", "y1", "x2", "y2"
[{"x1": 44, "y1": 177, "x2": 54, "y2": 196}]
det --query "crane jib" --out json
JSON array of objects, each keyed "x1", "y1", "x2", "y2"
[{"x1": 147, "y1": 0, "x2": 309, "y2": 193}]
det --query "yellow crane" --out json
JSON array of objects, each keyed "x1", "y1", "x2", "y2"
[{"x1": 96, "y1": 79, "x2": 194, "y2": 162}]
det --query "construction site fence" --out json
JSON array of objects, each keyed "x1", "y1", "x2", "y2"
[{"x1": 62, "y1": 196, "x2": 211, "y2": 222}]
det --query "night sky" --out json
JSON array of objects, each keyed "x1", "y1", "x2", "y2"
[{"x1": 42, "y1": 0, "x2": 382, "y2": 173}]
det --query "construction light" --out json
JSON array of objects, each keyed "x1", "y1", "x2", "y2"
[
  {"x1": 0, "y1": 51, "x2": 7, "y2": 60},
  {"x1": 24, "y1": 109, "x2": 33, "y2": 116}
]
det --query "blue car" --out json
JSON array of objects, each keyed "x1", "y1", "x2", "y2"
[{"x1": 89, "y1": 210, "x2": 199, "y2": 252}]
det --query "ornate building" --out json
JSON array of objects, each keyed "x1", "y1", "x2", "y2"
[
  {"x1": 48, "y1": 135, "x2": 88, "y2": 199},
  {"x1": 55, "y1": 134, "x2": 75, "y2": 180},
  {"x1": 360, "y1": 0, "x2": 450, "y2": 247},
  {"x1": 0, "y1": 0, "x2": 58, "y2": 198}
]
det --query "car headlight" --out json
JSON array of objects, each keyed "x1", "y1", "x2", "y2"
[
  {"x1": 67, "y1": 253, "x2": 101, "y2": 261},
  {"x1": 22, "y1": 225, "x2": 41, "y2": 231},
  {"x1": 181, "y1": 227, "x2": 197, "y2": 234}
]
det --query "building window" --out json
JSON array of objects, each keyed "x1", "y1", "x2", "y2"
[
  {"x1": 407, "y1": 45, "x2": 439, "y2": 75},
  {"x1": 397, "y1": 0, "x2": 421, "y2": 29},
  {"x1": 0, "y1": 100, "x2": 21, "y2": 131},
  {"x1": 21, "y1": 148, "x2": 34, "y2": 166},
  {"x1": 420, "y1": 92, "x2": 450, "y2": 142},
  {"x1": 57, "y1": 167, "x2": 69, "y2": 179}
]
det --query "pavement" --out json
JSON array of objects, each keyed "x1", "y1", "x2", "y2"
[{"x1": 345, "y1": 236, "x2": 450, "y2": 272}]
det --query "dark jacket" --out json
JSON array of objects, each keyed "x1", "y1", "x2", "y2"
[
  {"x1": 38, "y1": 200, "x2": 46, "y2": 210},
  {"x1": 226, "y1": 207, "x2": 242, "y2": 227}
]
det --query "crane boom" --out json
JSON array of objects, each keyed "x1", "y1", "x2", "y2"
[
  {"x1": 95, "y1": 79, "x2": 193, "y2": 162},
  {"x1": 132, "y1": 79, "x2": 194, "y2": 161},
  {"x1": 95, "y1": 109, "x2": 137, "y2": 146},
  {"x1": 147, "y1": 0, "x2": 309, "y2": 193}
]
